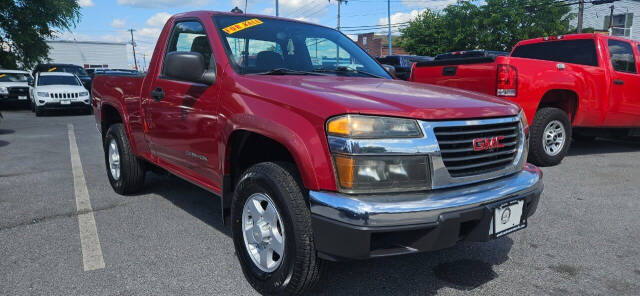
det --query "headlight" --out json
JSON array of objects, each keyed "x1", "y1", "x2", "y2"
[
  {"x1": 80, "y1": 91, "x2": 89, "y2": 97},
  {"x1": 519, "y1": 110, "x2": 529, "y2": 139},
  {"x1": 0, "y1": 87, "x2": 8, "y2": 94},
  {"x1": 37, "y1": 92, "x2": 49, "y2": 97},
  {"x1": 333, "y1": 155, "x2": 430, "y2": 193},
  {"x1": 327, "y1": 115, "x2": 430, "y2": 193},
  {"x1": 327, "y1": 115, "x2": 422, "y2": 138}
]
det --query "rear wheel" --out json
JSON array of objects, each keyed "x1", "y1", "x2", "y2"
[
  {"x1": 528, "y1": 107, "x2": 572, "y2": 167},
  {"x1": 103, "y1": 123, "x2": 145, "y2": 194},
  {"x1": 231, "y1": 162, "x2": 323, "y2": 296}
]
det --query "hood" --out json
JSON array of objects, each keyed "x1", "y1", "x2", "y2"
[
  {"x1": 241, "y1": 76, "x2": 520, "y2": 120},
  {"x1": 36, "y1": 85, "x2": 87, "y2": 93},
  {"x1": 0, "y1": 81, "x2": 29, "y2": 88}
]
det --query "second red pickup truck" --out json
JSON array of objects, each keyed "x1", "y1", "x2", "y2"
[
  {"x1": 92, "y1": 11, "x2": 543, "y2": 295},
  {"x1": 410, "y1": 34, "x2": 640, "y2": 166}
]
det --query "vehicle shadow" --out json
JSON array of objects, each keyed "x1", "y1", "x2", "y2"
[
  {"x1": 140, "y1": 173, "x2": 230, "y2": 236},
  {"x1": 140, "y1": 172, "x2": 512, "y2": 295},
  {"x1": 0, "y1": 140, "x2": 8, "y2": 148},
  {"x1": 39, "y1": 110, "x2": 92, "y2": 117},
  {"x1": 309, "y1": 238, "x2": 512, "y2": 296},
  {"x1": 0, "y1": 129, "x2": 15, "y2": 135},
  {"x1": 568, "y1": 138, "x2": 640, "y2": 157}
]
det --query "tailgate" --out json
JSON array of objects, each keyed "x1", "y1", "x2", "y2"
[{"x1": 409, "y1": 56, "x2": 499, "y2": 96}]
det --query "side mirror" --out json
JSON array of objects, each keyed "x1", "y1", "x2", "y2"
[
  {"x1": 27, "y1": 77, "x2": 34, "y2": 87},
  {"x1": 382, "y1": 64, "x2": 397, "y2": 78},
  {"x1": 164, "y1": 51, "x2": 216, "y2": 85}
]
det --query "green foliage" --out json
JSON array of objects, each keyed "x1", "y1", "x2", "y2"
[
  {"x1": 399, "y1": 0, "x2": 575, "y2": 56},
  {"x1": 0, "y1": 0, "x2": 81, "y2": 69}
]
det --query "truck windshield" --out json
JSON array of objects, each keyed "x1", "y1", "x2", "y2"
[
  {"x1": 38, "y1": 75, "x2": 81, "y2": 86},
  {"x1": 41, "y1": 65, "x2": 89, "y2": 76},
  {"x1": 212, "y1": 15, "x2": 391, "y2": 78},
  {"x1": 0, "y1": 73, "x2": 29, "y2": 82}
]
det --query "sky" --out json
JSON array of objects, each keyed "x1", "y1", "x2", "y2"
[{"x1": 66, "y1": 0, "x2": 459, "y2": 68}]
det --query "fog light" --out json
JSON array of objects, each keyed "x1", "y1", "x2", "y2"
[
  {"x1": 38, "y1": 100, "x2": 45, "y2": 104},
  {"x1": 333, "y1": 155, "x2": 429, "y2": 193}
]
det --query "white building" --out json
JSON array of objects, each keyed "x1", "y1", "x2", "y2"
[
  {"x1": 571, "y1": 0, "x2": 639, "y2": 41},
  {"x1": 45, "y1": 40, "x2": 130, "y2": 69}
]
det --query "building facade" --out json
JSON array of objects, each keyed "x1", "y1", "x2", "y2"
[
  {"x1": 571, "y1": 0, "x2": 639, "y2": 41},
  {"x1": 355, "y1": 33, "x2": 409, "y2": 57},
  {"x1": 46, "y1": 40, "x2": 129, "y2": 69}
]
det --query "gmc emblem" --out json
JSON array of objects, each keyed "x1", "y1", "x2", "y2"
[{"x1": 473, "y1": 136, "x2": 505, "y2": 152}]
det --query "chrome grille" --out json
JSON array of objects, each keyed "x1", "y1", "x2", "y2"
[
  {"x1": 51, "y1": 93, "x2": 80, "y2": 99},
  {"x1": 434, "y1": 119, "x2": 520, "y2": 177},
  {"x1": 8, "y1": 87, "x2": 29, "y2": 96}
]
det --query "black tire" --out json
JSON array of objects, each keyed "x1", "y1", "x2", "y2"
[
  {"x1": 528, "y1": 107, "x2": 572, "y2": 167},
  {"x1": 35, "y1": 107, "x2": 44, "y2": 117},
  {"x1": 231, "y1": 162, "x2": 323, "y2": 296},
  {"x1": 103, "y1": 123, "x2": 145, "y2": 194}
]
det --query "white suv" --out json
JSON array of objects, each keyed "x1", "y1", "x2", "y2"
[{"x1": 31, "y1": 72, "x2": 91, "y2": 116}]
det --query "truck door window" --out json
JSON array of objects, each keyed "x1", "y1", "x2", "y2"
[
  {"x1": 166, "y1": 21, "x2": 213, "y2": 70},
  {"x1": 608, "y1": 39, "x2": 637, "y2": 73},
  {"x1": 511, "y1": 39, "x2": 598, "y2": 66}
]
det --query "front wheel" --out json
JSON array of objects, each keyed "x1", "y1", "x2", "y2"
[
  {"x1": 231, "y1": 162, "x2": 323, "y2": 295},
  {"x1": 528, "y1": 107, "x2": 572, "y2": 167},
  {"x1": 103, "y1": 123, "x2": 146, "y2": 194}
]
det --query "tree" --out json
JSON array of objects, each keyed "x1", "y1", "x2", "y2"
[
  {"x1": 399, "y1": 0, "x2": 574, "y2": 56},
  {"x1": 0, "y1": 0, "x2": 81, "y2": 69}
]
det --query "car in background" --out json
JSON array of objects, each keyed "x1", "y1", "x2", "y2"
[
  {"x1": 0, "y1": 69, "x2": 32, "y2": 108},
  {"x1": 434, "y1": 50, "x2": 509, "y2": 60},
  {"x1": 93, "y1": 68, "x2": 140, "y2": 76},
  {"x1": 32, "y1": 64, "x2": 92, "y2": 90},
  {"x1": 410, "y1": 34, "x2": 640, "y2": 166},
  {"x1": 31, "y1": 72, "x2": 91, "y2": 116},
  {"x1": 375, "y1": 55, "x2": 433, "y2": 80}
]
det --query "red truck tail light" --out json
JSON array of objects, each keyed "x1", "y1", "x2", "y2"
[{"x1": 496, "y1": 64, "x2": 518, "y2": 97}]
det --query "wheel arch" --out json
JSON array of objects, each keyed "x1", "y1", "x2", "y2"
[{"x1": 537, "y1": 89, "x2": 579, "y2": 123}]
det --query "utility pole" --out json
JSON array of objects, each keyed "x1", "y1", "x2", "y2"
[
  {"x1": 142, "y1": 53, "x2": 147, "y2": 72},
  {"x1": 332, "y1": 0, "x2": 347, "y2": 31},
  {"x1": 387, "y1": 0, "x2": 392, "y2": 56},
  {"x1": 128, "y1": 29, "x2": 138, "y2": 71},
  {"x1": 609, "y1": 4, "x2": 615, "y2": 30},
  {"x1": 577, "y1": 0, "x2": 584, "y2": 33},
  {"x1": 276, "y1": 0, "x2": 279, "y2": 16}
]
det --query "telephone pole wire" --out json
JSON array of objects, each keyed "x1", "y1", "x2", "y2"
[{"x1": 128, "y1": 29, "x2": 138, "y2": 71}]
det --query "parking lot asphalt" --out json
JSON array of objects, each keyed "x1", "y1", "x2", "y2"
[{"x1": 1, "y1": 109, "x2": 639, "y2": 295}]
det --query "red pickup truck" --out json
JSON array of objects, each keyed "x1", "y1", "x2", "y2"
[
  {"x1": 410, "y1": 34, "x2": 640, "y2": 166},
  {"x1": 92, "y1": 11, "x2": 543, "y2": 295}
]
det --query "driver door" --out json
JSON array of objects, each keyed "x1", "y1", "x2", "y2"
[{"x1": 143, "y1": 19, "x2": 222, "y2": 182}]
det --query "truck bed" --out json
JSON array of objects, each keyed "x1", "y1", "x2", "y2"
[{"x1": 409, "y1": 56, "x2": 500, "y2": 96}]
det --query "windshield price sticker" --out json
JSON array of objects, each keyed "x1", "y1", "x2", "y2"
[
  {"x1": 222, "y1": 18, "x2": 263, "y2": 35},
  {"x1": 48, "y1": 67, "x2": 57, "y2": 72},
  {"x1": 0, "y1": 74, "x2": 5, "y2": 78}
]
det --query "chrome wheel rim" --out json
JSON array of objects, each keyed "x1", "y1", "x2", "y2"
[
  {"x1": 108, "y1": 139, "x2": 121, "y2": 180},
  {"x1": 543, "y1": 120, "x2": 566, "y2": 156},
  {"x1": 242, "y1": 193, "x2": 285, "y2": 272}
]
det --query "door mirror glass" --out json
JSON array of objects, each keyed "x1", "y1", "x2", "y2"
[
  {"x1": 27, "y1": 77, "x2": 34, "y2": 87},
  {"x1": 164, "y1": 52, "x2": 216, "y2": 84}
]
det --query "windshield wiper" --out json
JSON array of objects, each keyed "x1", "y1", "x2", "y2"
[
  {"x1": 312, "y1": 66, "x2": 385, "y2": 78},
  {"x1": 253, "y1": 68, "x2": 327, "y2": 76}
]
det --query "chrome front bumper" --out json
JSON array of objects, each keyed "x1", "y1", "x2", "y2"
[{"x1": 309, "y1": 164, "x2": 543, "y2": 228}]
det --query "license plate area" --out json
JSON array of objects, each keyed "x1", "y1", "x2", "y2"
[
  {"x1": 61, "y1": 99, "x2": 71, "y2": 105},
  {"x1": 18, "y1": 96, "x2": 27, "y2": 100},
  {"x1": 489, "y1": 199, "x2": 526, "y2": 238}
]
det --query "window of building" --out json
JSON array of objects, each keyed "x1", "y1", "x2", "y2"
[{"x1": 606, "y1": 13, "x2": 634, "y2": 37}]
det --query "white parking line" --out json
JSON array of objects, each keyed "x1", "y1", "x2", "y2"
[{"x1": 68, "y1": 124, "x2": 105, "y2": 271}]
